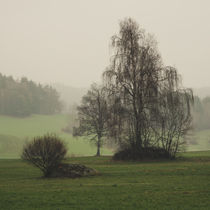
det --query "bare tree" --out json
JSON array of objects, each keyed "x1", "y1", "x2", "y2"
[
  {"x1": 73, "y1": 83, "x2": 108, "y2": 156},
  {"x1": 158, "y1": 67, "x2": 193, "y2": 157},
  {"x1": 104, "y1": 18, "x2": 161, "y2": 149},
  {"x1": 103, "y1": 18, "x2": 193, "y2": 159}
]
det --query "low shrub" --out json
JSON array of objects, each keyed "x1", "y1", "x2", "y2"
[
  {"x1": 113, "y1": 147, "x2": 171, "y2": 161},
  {"x1": 21, "y1": 133, "x2": 67, "y2": 177}
]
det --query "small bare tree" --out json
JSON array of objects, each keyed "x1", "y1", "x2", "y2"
[
  {"x1": 73, "y1": 83, "x2": 108, "y2": 156},
  {"x1": 22, "y1": 134, "x2": 67, "y2": 177}
]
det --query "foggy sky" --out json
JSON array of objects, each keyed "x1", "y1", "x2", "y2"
[{"x1": 0, "y1": 0, "x2": 209, "y2": 88}]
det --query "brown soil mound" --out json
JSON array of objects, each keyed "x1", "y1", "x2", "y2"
[{"x1": 50, "y1": 163, "x2": 98, "y2": 178}]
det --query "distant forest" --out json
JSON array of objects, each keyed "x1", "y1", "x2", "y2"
[
  {"x1": 0, "y1": 73, "x2": 61, "y2": 117},
  {"x1": 1, "y1": 72, "x2": 210, "y2": 132}
]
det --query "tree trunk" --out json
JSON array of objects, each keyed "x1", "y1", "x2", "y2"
[
  {"x1": 96, "y1": 137, "x2": 101, "y2": 156},
  {"x1": 96, "y1": 146, "x2": 100, "y2": 156}
]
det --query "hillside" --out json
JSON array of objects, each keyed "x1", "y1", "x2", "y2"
[
  {"x1": 0, "y1": 114, "x2": 210, "y2": 159},
  {"x1": 0, "y1": 114, "x2": 112, "y2": 158}
]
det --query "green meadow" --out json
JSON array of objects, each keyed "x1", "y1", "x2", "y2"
[
  {"x1": 0, "y1": 114, "x2": 210, "y2": 158},
  {"x1": 0, "y1": 115, "x2": 210, "y2": 209},
  {"x1": 0, "y1": 114, "x2": 112, "y2": 158},
  {"x1": 0, "y1": 151, "x2": 210, "y2": 209}
]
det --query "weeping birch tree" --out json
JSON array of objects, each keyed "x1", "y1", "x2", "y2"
[{"x1": 103, "y1": 18, "x2": 193, "y2": 159}]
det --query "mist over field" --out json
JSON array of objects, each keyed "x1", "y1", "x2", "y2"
[
  {"x1": 0, "y1": 1, "x2": 210, "y2": 209},
  {"x1": 0, "y1": 0, "x2": 210, "y2": 88},
  {"x1": 0, "y1": 0, "x2": 210, "y2": 157}
]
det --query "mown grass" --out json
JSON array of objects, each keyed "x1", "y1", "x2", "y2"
[
  {"x1": 0, "y1": 151, "x2": 210, "y2": 209},
  {"x1": 0, "y1": 114, "x2": 112, "y2": 158}
]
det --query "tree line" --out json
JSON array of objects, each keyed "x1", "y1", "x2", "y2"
[
  {"x1": 0, "y1": 73, "x2": 61, "y2": 117},
  {"x1": 73, "y1": 18, "x2": 194, "y2": 159}
]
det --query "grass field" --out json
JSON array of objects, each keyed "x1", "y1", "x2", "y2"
[
  {"x1": 1, "y1": 114, "x2": 210, "y2": 158},
  {"x1": 0, "y1": 114, "x2": 112, "y2": 158},
  {"x1": 0, "y1": 151, "x2": 210, "y2": 209}
]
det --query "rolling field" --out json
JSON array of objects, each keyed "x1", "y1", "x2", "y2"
[
  {"x1": 0, "y1": 114, "x2": 112, "y2": 158},
  {"x1": 0, "y1": 151, "x2": 210, "y2": 209},
  {"x1": 0, "y1": 114, "x2": 210, "y2": 158}
]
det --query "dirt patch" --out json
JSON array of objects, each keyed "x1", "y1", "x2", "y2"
[{"x1": 50, "y1": 163, "x2": 98, "y2": 178}]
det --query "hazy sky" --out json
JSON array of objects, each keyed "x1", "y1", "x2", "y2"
[{"x1": 0, "y1": 0, "x2": 209, "y2": 88}]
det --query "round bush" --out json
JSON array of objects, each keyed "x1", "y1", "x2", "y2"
[
  {"x1": 113, "y1": 147, "x2": 171, "y2": 161},
  {"x1": 21, "y1": 134, "x2": 67, "y2": 177}
]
